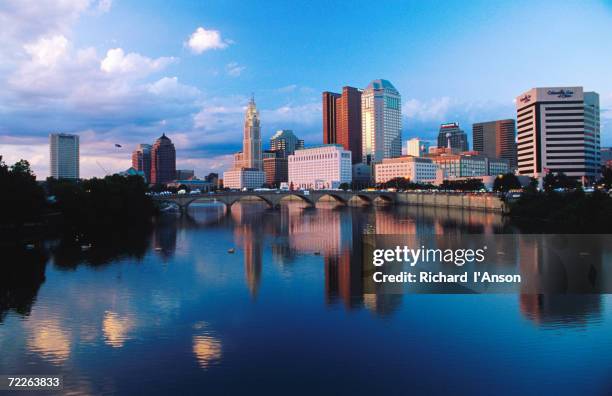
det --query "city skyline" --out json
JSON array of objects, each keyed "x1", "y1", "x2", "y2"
[{"x1": 0, "y1": 1, "x2": 611, "y2": 179}]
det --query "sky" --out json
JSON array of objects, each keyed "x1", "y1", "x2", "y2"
[{"x1": 0, "y1": 0, "x2": 611, "y2": 179}]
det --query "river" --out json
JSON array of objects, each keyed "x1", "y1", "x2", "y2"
[{"x1": 1, "y1": 201, "x2": 611, "y2": 395}]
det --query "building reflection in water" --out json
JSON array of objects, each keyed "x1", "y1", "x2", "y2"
[
  {"x1": 167, "y1": 201, "x2": 608, "y2": 326},
  {"x1": 518, "y1": 235, "x2": 604, "y2": 327},
  {"x1": 231, "y1": 204, "x2": 264, "y2": 298},
  {"x1": 192, "y1": 321, "x2": 222, "y2": 369},
  {"x1": 153, "y1": 215, "x2": 178, "y2": 261}
]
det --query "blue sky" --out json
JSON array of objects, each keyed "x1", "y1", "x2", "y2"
[{"x1": 0, "y1": 0, "x2": 611, "y2": 178}]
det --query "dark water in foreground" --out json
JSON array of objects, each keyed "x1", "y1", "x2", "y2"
[{"x1": 1, "y1": 202, "x2": 611, "y2": 395}]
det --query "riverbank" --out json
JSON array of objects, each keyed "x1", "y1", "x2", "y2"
[{"x1": 396, "y1": 192, "x2": 505, "y2": 212}]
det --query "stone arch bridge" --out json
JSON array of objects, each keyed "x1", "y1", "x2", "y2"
[{"x1": 153, "y1": 190, "x2": 397, "y2": 213}]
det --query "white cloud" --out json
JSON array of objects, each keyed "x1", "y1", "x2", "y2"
[
  {"x1": 402, "y1": 97, "x2": 453, "y2": 122},
  {"x1": 225, "y1": 62, "x2": 245, "y2": 77},
  {"x1": 147, "y1": 76, "x2": 201, "y2": 98},
  {"x1": 100, "y1": 48, "x2": 176, "y2": 75},
  {"x1": 185, "y1": 26, "x2": 230, "y2": 54},
  {"x1": 23, "y1": 34, "x2": 69, "y2": 66},
  {"x1": 261, "y1": 102, "x2": 320, "y2": 125}
]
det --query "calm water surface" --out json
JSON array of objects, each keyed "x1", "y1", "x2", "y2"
[{"x1": 1, "y1": 202, "x2": 611, "y2": 395}]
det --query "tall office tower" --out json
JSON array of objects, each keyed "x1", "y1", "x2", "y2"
[
  {"x1": 151, "y1": 133, "x2": 176, "y2": 184},
  {"x1": 322, "y1": 87, "x2": 363, "y2": 163},
  {"x1": 49, "y1": 133, "x2": 79, "y2": 179},
  {"x1": 243, "y1": 96, "x2": 262, "y2": 170},
  {"x1": 516, "y1": 87, "x2": 600, "y2": 180},
  {"x1": 361, "y1": 79, "x2": 402, "y2": 164},
  {"x1": 131, "y1": 143, "x2": 152, "y2": 182},
  {"x1": 270, "y1": 129, "x2": 304, "y2": 157},
  {"x1": 336, "y1": 86, "x2": 363, "y2": 164},
  {"x1": 472, "y1": 119, "x2": 517, "y2": 168},
  {"x1": 406, "y1": 138, "x2": 430, "y2": 157},
  {"x1": 437, "y1": 123, "x2": 469, "y2": 152},
  {"x1": 322, "y1": 91, "x2": 341, "y2": 144}
]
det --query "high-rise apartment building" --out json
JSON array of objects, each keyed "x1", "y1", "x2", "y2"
[
  {"x1": 270, "y1": 130, "x2": 304, "y2": 157},
  {"x1": 131, "y1": 143, "x2": 151, "y2": 182},
  {"x1": 472, "y1": 119, "x2": 517, "y2": 169},
  {"x1": 151, "y1": 133, "x2": 176, "y2": 185},
  {"x1": 322, "y1": 91, "x2": 341, "y2": 145},
  {"x1": 322, "y1": 87, "x2": 363, "y2": 164},
  {"x1": 406, "y1": 138, "x2": 430, "y2": 157},
  {"x1": 50, "y1": 133, "x2": 80, "y2": 179},
  {"x1": 437, "y1": 123, "x2": 469, "y2": 152},
  {"x1": 361, "y1": 79, "x2": 402, "y2": 164},
  {"x1": 243, "y1": 96, "x2": 262, "y2": 170},
  {"x1": 515, "y1": 87, "x2": 600, "y2": 180}
]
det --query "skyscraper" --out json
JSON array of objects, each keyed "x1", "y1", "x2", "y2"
[
  {"x1": 243, "y1": 96, "x2": 262, "y2": 170},
  {"x1": 49, "y1": 133, "x2": 79, "y2": 179},
  {"x1": 131, "y1": 143, "x2": 152, "y2": 183},
  {"x1": 515, "y1": 87, "x2": 600, "y2": 180},
  {"x1": 437, "y1": 123, "x2": 468, "y2": 152},
  {"x1": 472, "y1": 119, "x2": 517, "y2": 169},
  {"x1": 270, "y1": 129, "x2": 304, "y2": 157},
  {"x1": 361, "y1": 79, "x2": 402, "y2": 164},
  {"x1": 406, "y1": 138, "x2": 430, "y2": 157},
  {"x1": 336, "y1": 86, "x2": 363, "y2": 164},
  {"x1": 225, "y1": 95, "x2": 265, "y2": 188},
  {"x1": 322, "y1": 91, "x2": 341, "y2": 144},
  {"x1": 150, "y1": 134, "x2": 176, "y2": 185}
]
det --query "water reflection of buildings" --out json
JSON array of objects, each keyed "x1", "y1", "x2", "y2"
[
  {"x1": 153, "y1": 216, "x2": 178, "y2": 261},
  {"x1": 518, "y1": 235, "x2": 605, "y2": 327},
  {"x1": 231, "y1": 204, "x2": 264, "y2": 298},
  {"x1": 288, "y1": 204, "x2": 351, "y2": 255}
]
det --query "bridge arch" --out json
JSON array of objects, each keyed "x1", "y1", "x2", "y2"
[
  {"x1": 373, "y1": 194, "x2": 395, "y2": 205},
  {"x1": 352, "y1": 194, "x2": 374, "y2": 205},
  {"x1": 277, "y1": 192, "x2": 315, "y2": 207},
  {"x1": 225, "y1": 194, "x2": 275, "y2": 208},
  {"x1": 313, "y1": 193, "x2": 348, "y2": 205}
]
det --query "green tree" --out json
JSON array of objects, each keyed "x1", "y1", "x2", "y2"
[
  {"x1": 492, "y1": 173, "x2": 521, "y2": 192},
  {"x1": 599, "y1": 166, "x2": 612, "y2": 189},
  {"x1": 543, "y1": 172, "x2": 579, "y2": 192},
  {"x1": 339, "y1": 182, "x2": 350, "y2": 191},
  {"x1": 0, "y1": 157, "x2": 46, "y2": 227},
  {"x1": 440, "y1": 179, "x2": 485, "y2": 191},
  {"x1": 523, "y1": 177, "x2": 539, "y2": 195}
]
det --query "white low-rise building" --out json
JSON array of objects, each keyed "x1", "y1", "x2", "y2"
[
  {"x1": 374, "y1": 156, "x2": 438, "y2": 184},
  {"x1": 288, "y1": 144, "x2": 352, "y2": 189},
  {"x1": 223, "y1": 168, "x2": 265, "y2": 189}
]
